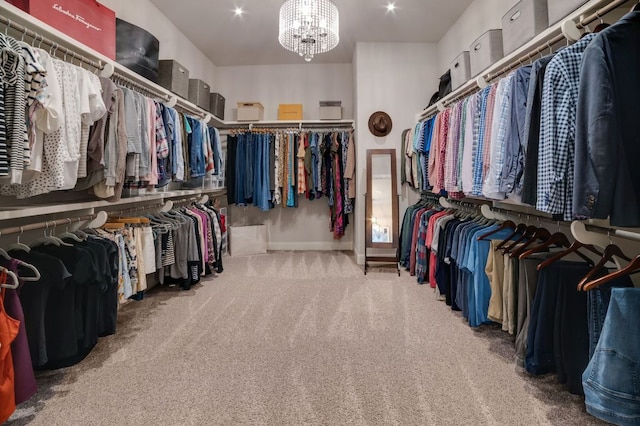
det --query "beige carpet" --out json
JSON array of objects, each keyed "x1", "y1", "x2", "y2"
[{"x1": 8, "y1": 251, "x2": 604, "y2": 425}]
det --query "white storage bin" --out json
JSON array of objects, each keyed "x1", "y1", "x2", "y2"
[
  {"x1": 237, "y1": 102, "x2": 264, "y2": 121},
  {"x1": 470, "y1": 29, "x2": 504, "y2": 77},
  {"x1": 229, "y1": 225, "x2": 267, "y2": 257},
  {"x1": 450, "y1": 51, "x2": 471, "y2": 90},
  {"x1": 547, "y1": 0, "x2": 588, "y2": 25},
  {"x1": 320, "y1": 106, "x2": 342, "y2": 120},
  {"x1": 502, "y1": 0, "x2": 548, "y2": 55}
]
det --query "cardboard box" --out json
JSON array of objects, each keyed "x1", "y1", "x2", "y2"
[
  {"x1": 278, "y1": 104, "x2": 303, "y2": 120},
  {"x1": 237, "y1": 102, "x2": 264, "y2": 121},
  {"x1": 7, "y1": 0, "x2": 116, "y2": 59}
]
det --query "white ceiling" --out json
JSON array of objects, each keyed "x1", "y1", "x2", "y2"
[{"x1": 148, "y1": 0, "x2": 474, "y2": 66}]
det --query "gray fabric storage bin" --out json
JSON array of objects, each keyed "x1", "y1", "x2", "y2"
[
  {"x1": 188, "y1": 79, "x2": 210, "y2": 111},
  {"x1": 158, "y1": 60, "x2": 189, "y2": 99},
  {"x1": 209, "y1": 92, "x2": 225, "y2": 120},
  {"x1": 548, "y1": 0, "x2": 588, "y2": 25},
  {"x1": 502, "y1": 0, "x2": 548, "y2": 55},
  {"x1": 470, "y1": 30, "x2": 504, "y2": 77},
  {"x1": 450, "y1": 51, "x2": 471, "y2": 90}
]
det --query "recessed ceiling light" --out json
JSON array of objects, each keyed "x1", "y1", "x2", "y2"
[
  {"x1": 386, "y1": 2, "x2": 396, "y2": 12},
  {"x1": 234, "y1": 7, "x2": 244, "y2": 16}
]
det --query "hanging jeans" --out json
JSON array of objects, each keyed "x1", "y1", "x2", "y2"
[
  {"x1": 235, "y1": 136, "x2": 246, "y2": 206},
  {"x1": 583, "y1": 288, "x2": 640, "y2": 426}
]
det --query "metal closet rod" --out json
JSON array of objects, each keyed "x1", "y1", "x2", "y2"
[
  {"x1": 0, "y1": 214, "x2": 97, "y2": 237},
  {"x1": 0, "y1": 15, "x2": 103, "y2": 71}
]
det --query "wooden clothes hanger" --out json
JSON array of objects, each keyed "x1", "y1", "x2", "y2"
[
  {"x1": 502, "y1": 225, "x2": 537, "y2": 254},
  {"x1": 476, "y1": 220, "x2": 515, "y2": 241},
  {"x1": 518, "y1": 231, "x2": 596, "y2": 265},
  {"x1": 495, "y1": 223, "x2": 527, "y2": 249},
  {"x1": 582, "y1": 255, "x2": 640, "y2": 291},
  {"x1": 537, "y1": 240, "x2": 603, "y2": 271},
  {"x1": 509, "y1": 228, "x2": 552, "y2": 258},
  {"x1": 577, "y1": 244, "x2": 632, "y2": 291}
]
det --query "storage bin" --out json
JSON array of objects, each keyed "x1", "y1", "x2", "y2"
[
  {"x1": 278, "y1": 104, "x2": 303, "y2": 120},
  {"x1": 188, "y1": 79, "x2": 210, "y2": 111},
  {"x1": 210, "y1": 93, "x2": 225, "y2": 120},
  {"x1": 547, "y1": 0, "x2": 589, "y2": 25},
  {"x1": 237, "y1": 102, "x2": 264, "y2": 121},
  {"x1": 158, "y1": 60, "x2": 189, "y2": 99},
  {"x1": 7, "y1": 0, "x2": 116, "y2": 59},
  {"x1": 502, "y1": 0, "x2": 548, "y2": 55},
  {"x1": 450, "y1": 51, "x2": 471, "y2": 90},
  {"x1": 229, "y1": 225, "x2": 267, "y2": 257},
  {"x1": 469, "y1": 30, "x2": 504, "y2": 77},
  {"x1": 116, "y1": 18, "x2": 159, "y2": 83},
  {"x1": 320, "y1": 106, "x2": 342, "y2": 120}
]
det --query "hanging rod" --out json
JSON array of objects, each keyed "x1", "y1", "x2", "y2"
[
  {"x1": 0, "y1": 14, "x2": 105, "y2": 72},
  {"x1": 0, "y1": 213, "x2": 98, "y2": 236}
]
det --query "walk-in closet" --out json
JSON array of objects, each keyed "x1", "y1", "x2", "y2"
[{"x1": 0, "y1": 0, "x2": 638, "y2": 424}]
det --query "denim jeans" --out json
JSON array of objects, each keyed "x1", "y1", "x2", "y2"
[
  {"x1": 583, "y1": 288, "x2": 640, "y2": 426},
  {"x1": 234, "y1": 136, "x2": 246, "y2": 205},
  {"x1": 587, "y1": 276, "x2": 633, "y2": 359}
]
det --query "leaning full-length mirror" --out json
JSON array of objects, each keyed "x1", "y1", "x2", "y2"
[{"x1": 365, "y1": 149, "x2": 399, "y2": 274}]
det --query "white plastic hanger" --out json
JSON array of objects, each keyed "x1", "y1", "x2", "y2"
[
  {"x1": 58, "y1": 219, "x2": 83, "y2": 242},
  {"x1": 7, "y1": 227, "x2": 30, "y2": 253},
  {"x1": 0, "y1": 267, "x2": 19, "y2": 290}
]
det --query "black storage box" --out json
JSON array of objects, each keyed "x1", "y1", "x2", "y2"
[
  {"x1": 116, "y1": 18, "x2": 159, "y2": 83},
  {"x1": 158, "y1": 60, "x2": 190, "y2": 99},
  {"x1": 209, "y1": 92, "x2": 225, "y2": 120},
  {"x1": 188, "y1": 79, "x2": 210, "y2": 111}
]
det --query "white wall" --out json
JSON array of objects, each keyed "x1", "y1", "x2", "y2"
[
  {"x1": 437, "y1": 0, "x2": 518, "y2": 72},
  {"x1": 214, "y1": 64, "x2": 353, "y2": 121},
  {"x1": 229, "y1": 201, "x2": 354, "y2": 251},
  {"x1": 98, "y1": 0, "x2": 216, "y2": 84},
  {"x1": 353, "y1": 42, "x2": 440, "y2": 264},
  {"x1": 217, "y1": 63, "x2": 355, "y2": 251}
]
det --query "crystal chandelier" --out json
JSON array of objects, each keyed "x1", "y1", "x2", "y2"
[{"x1": 278, "y1": 0, "x2": 340, "y2": 62}]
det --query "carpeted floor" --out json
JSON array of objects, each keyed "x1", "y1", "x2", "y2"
[{"x1": 8, "y1": 251, "x2": 605, "y2": 425}]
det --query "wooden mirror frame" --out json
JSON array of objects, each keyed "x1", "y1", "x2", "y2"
[{"x1": 364, "y1": 149, "x2": 399, "y2": 275}]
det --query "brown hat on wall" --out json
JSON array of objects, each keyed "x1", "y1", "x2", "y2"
[{"x1": 368, "y1": 111, "x2": 393, "y2": 137}]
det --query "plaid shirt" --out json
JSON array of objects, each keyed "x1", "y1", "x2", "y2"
[
  {"x1": 444, "y1": 103, "x2": 460, "y2": 193},
  {"x1": 537, "y1": 34, "x2": 596, "y2": 220},
  {"x1": 461, "y1": 94, "x2": 477, "y2": 194},
  {"x1": 482, "y1": 84, "x2": 499, "y2": 182},
  {"x1": 483, "y1": 73, "x2": 514, "y2": 199},
  {"x1": 471, "y1": 86, "x2": 492, "y2": 196}
]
